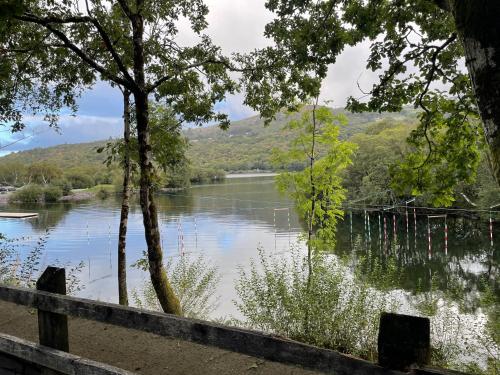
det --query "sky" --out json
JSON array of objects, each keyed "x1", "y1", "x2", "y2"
[{"x1": 0, "y1": 0, "x2": 377, "y2": 156}]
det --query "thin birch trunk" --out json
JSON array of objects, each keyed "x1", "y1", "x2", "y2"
[{"x1": 117, "y1": 88, "x2": 131, "y2": 306}]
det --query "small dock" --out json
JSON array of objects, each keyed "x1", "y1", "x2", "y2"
[{"x1": 0, "y1": 212, "x2": 38, "y2": 219}]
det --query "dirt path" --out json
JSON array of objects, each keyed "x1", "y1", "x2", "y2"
[{"x1": 0, "y1": 302, "x2": 320, "y2": 375}]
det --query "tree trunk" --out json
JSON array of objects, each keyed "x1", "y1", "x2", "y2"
[
  {"x1": 304, "y1": 102, "x2": 319, "y2": 335},
  {"x1": 452, "y1": 0, "x2": 500, "y2": 186},
  {"x1": 117, "y1": 89, "x2": 131, "y2": 306},
  {"x1": 131, "y1": 11, "x2": 182, "y2": 315}
]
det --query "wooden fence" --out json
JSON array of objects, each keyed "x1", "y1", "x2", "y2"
[{"x1": 0, "y1": 267, "x2": 469, "y2": 375}]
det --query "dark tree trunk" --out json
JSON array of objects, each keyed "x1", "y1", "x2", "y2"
[
  {"x1": 117, "y1": 89, "x2": 131, "y2": 306},
  {"x1": 452, "y1": 0, "x2": 500, "y2": 186},
  {"x1": 131, "y1": 10, "x2": 181, "y2": 315}
]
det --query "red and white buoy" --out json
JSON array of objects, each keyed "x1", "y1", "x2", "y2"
[
  {"x1": 414, "y1": 207, "x2": 417, "y2": 249},
  {"x1": 428, "y1": 214, "x2": 447, "y2": 256},
  {"x1": 384, "y1": 215, "x2": 388, "y2": 250},
  {"x1": 427, "y1": 217, "x2": 431, "y2": 260},
  {"x1": 490, "y1": 216, "x2": 494, "y2": 248},
  {"x1": 444, "y1": 217, "x2": 448, "y2": 255},
  {"x1": 405, "y1": 198, "x2": 415, "y2": 250},
  {"x1": 406, "y1": 208, "x2": 409, "y2": 240},
  {"x1": 393, "y1": 213, "x2": 397, "y2": 245},
  {"x1": 489, "y1": 203, "x2": 500, "y2": 248}
]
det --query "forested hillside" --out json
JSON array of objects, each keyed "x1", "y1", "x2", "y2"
[
  {"x1": 185, "y1": 107, "x2": 417, "y2": 171},
  {"x1": 1, "y1": 107, "x2": 418, "y2": 173},
  {"x1": 0, "y1": 141, "x2": 107, "y2": 170}
]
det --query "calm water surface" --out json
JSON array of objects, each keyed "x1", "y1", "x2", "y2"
[{"x1": 1, "y1": 175, "x2": 498, "y2": 318}]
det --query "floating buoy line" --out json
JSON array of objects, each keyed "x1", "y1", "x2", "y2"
[{"x1": 344, "y1": 196, "x2": 499, "y2": 258}]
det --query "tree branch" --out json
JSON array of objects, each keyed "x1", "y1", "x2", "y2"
[
  {"x1": 414, "y1": 33, "x2": 458, "y2": 170},
  {"x1": 84, "y1": 9, "x2": 135, "y2": 85},
  {"x1": 15, "y1": 14, "x2": 135, "y2": 91},
  {"x1": 146, "y1": 58, "x2": 247, "y2": 93},
  {"x1": 116, "y1": 0, "x2": 134, "y2": 20},
  {"x1": 20, "y1": 12, "x2": 135, "y2": 87}
]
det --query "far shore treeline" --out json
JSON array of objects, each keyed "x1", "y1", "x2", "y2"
[{"x1": 1, "y1": 106, "x2": 498, "y2": 208}]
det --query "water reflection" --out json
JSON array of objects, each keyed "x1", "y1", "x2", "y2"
[
  {"x1": 335, "y1": 213, "x2": 499, "y2": 314},
  {"x1": 0, "y1": 176, "x2": 498, "y2": 317}
]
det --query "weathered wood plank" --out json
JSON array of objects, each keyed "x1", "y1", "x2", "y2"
[
  {"x1": 0, "y1": 333, "x2": 135, "y2": 375},
  {"x1": 378, "y1": 312, "x2": 430, "y2": 370},
  {"x1": 0, "y1": 284, "x2": 470, "y2": 375},
  {"x1": 0, "y1": 212, "x2": 38, "y2": 219},
  {"x1": 0, "y1": 284, "x2": 403, "y2": 375},
  {"x1": 36, "y1": 267, "x2": 69, "y2": 353}
]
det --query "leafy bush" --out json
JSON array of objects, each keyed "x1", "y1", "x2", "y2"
[
  {"x1": 9, "y1": 184, "x2": 44, "y2": 203},
  {"x1": 189, "y1": 167, "x2": 226, "y2": 184},
  {"x1": 234, "y1": 247, "x2": 397, "y2": 361},
  {"x1": 66, "y1": 173, "x2": 95, "y2": 189},
  {"x1": 96, "y1": 187, "x2": 111, "y2": 199},
  {"x1": 132, "y1": 254, "x2": 221, "y2": 319},
  {"x1": 43, "y1": 185, "x2": 63, "y2": 202},
  {"x1": 53, "y1": 179, "x2": 73, "y2": 196},
  {"x1": 8, "y1": 184, "x2": 63, "y2": 203},
  {"x1": 410, "y1": 278, "x2": 500, "y2": 374}
]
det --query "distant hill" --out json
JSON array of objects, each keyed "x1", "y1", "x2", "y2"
[
  {"x1": 0, "y1": 107, "x2": 418, "y2": 172},
  {"x1": 184, "y1": 107, "x2": 417, "y2": 171},
  {"x1": 0, "y1": 141, "x2": 108, "y2": 170}
]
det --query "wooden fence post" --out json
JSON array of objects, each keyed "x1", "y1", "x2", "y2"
[
  {"x1": 378, "y1": 312, "x2": 430, "y2": 371},
  {"x1": 36, "y1": 267, "x2": 69, "y2": 352}
]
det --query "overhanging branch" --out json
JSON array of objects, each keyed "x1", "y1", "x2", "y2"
[
  {"x1": 15, "y1": 14, "x2": 135, "y2": 91},
  {"x1": 146, "y1": 58, "x2": 248, "y2": 93}
]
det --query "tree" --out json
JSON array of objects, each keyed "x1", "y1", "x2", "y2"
[
  {"x1": 100, "y1": 102, "x2": 189, "y2": 306},
  {"x1": 4, "y1": 0, "x2": 236, "y2": 314},
  {"x1": 268, "y1": 103, "x2": 355, "y2": 333},
  {"x1": 26, "y1": 162, "x2": 62, "y2": 185},
  {"x1": 118, "y1": 88, "x2": 132, "y2": 306},
  {"x1": 239, "y1": 0, "x2": 500, "y2": 204},
  {"x1": 0, "y1": 161, "x2": 25, "y2": 186},
  {"x1": 272, "y1": 104, "x2": 355, "y2": 301},
  {"x1": 0, "y1": 1, "x2": 94, "y2": 133},
  {"x1": 343, "y1": 120, "x2": 416, "y2": 204}
]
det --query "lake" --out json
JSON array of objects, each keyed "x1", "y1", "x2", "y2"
[{"x1": 0, "y1": 175, "x2": 498, "y2": 319}]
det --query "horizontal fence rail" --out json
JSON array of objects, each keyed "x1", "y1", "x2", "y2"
[
  {"x1": 0, "y1": 283, "x2": 404, "y2": 375},
  {"x1": 0, "y1": 333, "x2": 134, "y2": 375},
  {"x1": 0, "y1": 275, "x2": 469, "y2": 375}
]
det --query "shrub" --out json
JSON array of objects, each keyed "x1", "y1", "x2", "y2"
[
  {"x1": 8, "y1": 184, "x2": 64, "y2": 203},
  {"x1": 43, "y1": 185, "x2": 63, "y2": 202},
  {"x1": 189, "y1": 168, "x2": 226, "y2": 184},
  {"x1": 96, "y1": 186, "x2": 112, "y2": 199},
  {"x1": 132, "y1": 254, "x2": 221, "y2": 319},
  {"x1": 66, "y1": 173, "x2": 94, "y2": 189},
  {"x1": 234, "y1": 247, "x2": 398, "y2": 361},
  {"x1": 410, "y1": 278, "x2": 500, "y2": 374},
  {"x1": 9, "y1": 184, "x2": 44, "y2": 203},
  {"x1": 53, "y1": 179, "x2": 73, "y2": 196}
]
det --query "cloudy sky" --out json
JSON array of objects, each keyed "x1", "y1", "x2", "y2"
[{"x1": 0, "y1": 0, "x2": 377, "y2": 155}]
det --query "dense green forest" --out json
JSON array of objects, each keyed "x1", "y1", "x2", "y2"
[
  {"x1": 1, "y1": 107, "x2": 497, "y2": 207},
  {"x1": 185, "y1": 107, "x2": 417, "y2": 171}
]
